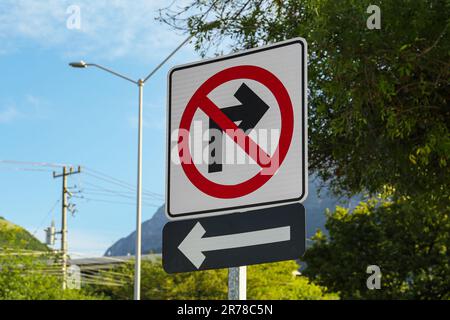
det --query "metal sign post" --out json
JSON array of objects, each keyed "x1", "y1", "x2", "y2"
[{"x1": 228, "y1": 267, "x2": 247, "y2": 300}]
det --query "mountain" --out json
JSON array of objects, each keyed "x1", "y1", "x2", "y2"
[
  {"x1": 105, "y1": 178, "x2": 360, "y2": 256},
  {"x1": 0, "y1": 216, "x2": 49, "y2": 251},
  {"x1": 105, "y1": 206, "x2": 168, "y2": 256}
]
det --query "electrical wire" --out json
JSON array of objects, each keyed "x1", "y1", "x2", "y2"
[
  {"x1": 0, "y1": 160, "x2": 70, "y2": 168},
  {"x1": 72, "y1": 195, "x2": 160, "y2": 208},
  {"x1": 0, "y1": 248, "x2": 50, "y2": 252},
  {"x1": 80, "y1": 182, "x2": 160, "y2": 199},
  {"x1": 32, "y1": 199, "x2": 60, "y2": 236},
  {"x1": 0, "y1": 167, "x2": 53, "y2": 172},
  {"x1": 83, "y1": 167, "x2": 164, "y2": 200},
  {"x1": 69, "y1": 251, "x2": 127, "y2": 260},
  {"x1": 80, "y1": 273, "x2": 126, "y2": 283},
  {"x1": 80, "y1": 181, "x2": 161, "y2": 202},
  {"x1": 25, "y1": 269, "x2": 126, "y2": 287},
  {"x1": 82, "y1": 172, "x2": 164, "y2": 202},
  {"x1": 80, "y1": 267, "x2": 133, "y2": 278},
  {"x1": 80, "y1": 190, "x2": 161, "y2": 205},
  {"x1": 80, "y1": 279, "x2": 124, "y2": 287}
]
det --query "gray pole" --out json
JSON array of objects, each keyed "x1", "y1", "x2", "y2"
[
  {"x1": 134, "y1": 79, "x2": 144, "y2": 300},
  {"x1": 53, "y1": 166, "x2": 81, "y2": 290},
  {"x1": 61, "y1": 166, "x2": 67, "y2": 290},
  {"x1": 228, "y1": 266, "x2": 247, "y2": 300}
]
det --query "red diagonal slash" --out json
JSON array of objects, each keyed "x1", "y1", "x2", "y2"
[
  {"x1": 176, "y1": 65, "x2": 294, "y2": 199},
  {"x1": 199, "y1": 96, "x2": 271, "y2": 168}
]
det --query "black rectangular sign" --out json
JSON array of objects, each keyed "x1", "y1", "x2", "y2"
[{"x1": 163, "y1": 203, "x2": 305, "y2": 274}]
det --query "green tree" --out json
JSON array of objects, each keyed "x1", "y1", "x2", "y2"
[
  {"x1": 304, "y1": 194, "x2": 449, "y2": 299},
  {"x1": 98, "y1": 259, "x2": 228, "y2": 300},
  {"x1": 92, "y1": 259, "x2": 337, "y2": 300},
  {"x1": 248, "y1": 260, "x2": 338, "y2": 300},
  {"x1": 0, "y1": 249, "x2": 104, "y2": 300},
  {"x1": 160, "y1": 0, "x2": 449, "y2": 197},
  {"x1": 159, "y1": 0, "x2": 450, "y2": 299},
  {"x1": 0, "y1": 220, "x2": 104, "y2": 300}
]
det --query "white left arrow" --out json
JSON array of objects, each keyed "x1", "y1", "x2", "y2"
[{"x1": 178, "y1": 222, "x2": 291, "y2": 269}]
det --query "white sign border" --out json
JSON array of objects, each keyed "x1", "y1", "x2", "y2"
[{"x1": 166, "y1": 37, "x2": 308, "y2": 220}]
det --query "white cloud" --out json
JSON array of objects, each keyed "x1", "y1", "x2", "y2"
[
  {"x1": 0, "y1": 0, "x2": 192, "y2": 60},
  {"x1": 0, "y1": 106, "x2": 19, "y2": 123},
  {"x1": 25, "y1": 94, "x2": 50, "y2": 118},
  {"x1": 0, "y1": 94, "x2": 50, "y2": 123}
]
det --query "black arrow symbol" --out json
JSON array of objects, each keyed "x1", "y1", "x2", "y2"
[{"x1": 208, "y1": 83, "x2": 270, "y2": 173}]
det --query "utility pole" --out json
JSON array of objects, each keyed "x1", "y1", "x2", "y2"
[{"x1": 53, "y1": 166, "x2": 81, "y2": 290}]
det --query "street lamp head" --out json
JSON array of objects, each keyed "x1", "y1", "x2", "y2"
[{"x1": 69, "y1": 61, "x2": 88, "y2": 68}]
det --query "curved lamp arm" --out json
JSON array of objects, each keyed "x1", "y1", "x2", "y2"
[{"x1": 69, "y1": 61, "x2": 138, "y2": 85}]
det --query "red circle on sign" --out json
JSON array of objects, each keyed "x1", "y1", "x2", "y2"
[{"x1": 178, "y1": 65, "x2": 294, "y2": 199}]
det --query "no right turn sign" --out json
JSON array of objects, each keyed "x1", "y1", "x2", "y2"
[{"x1": 166, "y1": 38, "x2": 308, "y2": 219}]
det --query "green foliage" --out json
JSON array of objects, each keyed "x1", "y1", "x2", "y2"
[
  {"x1": 0, "y1": 217, "x2": 335, "y2": 300},
  {"x1": 303, "y1": 194, "x2": 450, "y2": 299},
  {"x1": 0, "y1": 217, "x2": 49, "y2": 252},
  {"x1": 247, "y1": 260, "x2": 338, "y2": 300},
  {"x1": 91, "y1": 259, "x2": 337, "y2": 300},
  {"x1": 0, "y1": 249, "x2": 104, "y2": 300},
  {"x1": 98, "y1": 259, "x2": 228, "y2": 300},
  {"x1": 161, "y1": 0, "x2": 449, "y2": 198},
  {"x1": 0, "y1": 219, "x2": 103, "y2": 300},
  {"x1": 159, "y1": 0, "x2": 450, "y2": 300}
]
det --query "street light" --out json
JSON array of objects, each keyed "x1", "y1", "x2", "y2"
[
  {"x1": 69, "y1": 61, "x2": 87, "y2": 68},
  {"x1": 69, "y1": 33, "x2": 194, "y2": 300}
]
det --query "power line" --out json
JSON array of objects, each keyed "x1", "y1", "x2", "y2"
[
  {"x1": 0, "y1": 160, "x2": 70, "y2": 168},
  {"x1": 25, "y1": 269, "x2": 126, "y2": 287},
  {"x1": 82, "y1": 190, "x2": 143, "y2": 202},
  {"x1": 80, "y1": 272, "x2": 126, "y2": 283},
  {"x1": 83, "y1": 172, "x2": 164, "y2": 201},
  {"x1": 32, "y1": 199, "x2": 60, "y2": 236},
  {"x1": 83, "y1": 171, "x2": 136, "y2": 191},
  {"x1": 83, "y1": 167, "x2": 164, "y2": 199},
  {"x1": 81, "y1": 186, "x2": 138, "y2": 195},
  {"x1": 81, "y1": 189, "x2": 161, "y2": 203},
  {"x1": 80, "y1": 181, "x2": 162, "y2": 202},
  {"x1": 69, "y1": 251, "x2": 135, "y2": 263},
  {"x1": 80, "y1": 278, "x2": 124, "y2": 287},
  {"x1": 72, "y1": 195, "x2": 159, "y2": 208},
  {"x1": 0, "y1": 252, "x2": 51, "y2": 256},
  {"x1": 0, "y1": 167, "x2": 53, "y2": 173},
  {"x1": 0, "y1": 247, "x2": 50, "y2": 252}
]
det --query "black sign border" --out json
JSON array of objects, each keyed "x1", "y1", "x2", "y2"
[{"x1": 163, "y1": 203, "x2": 306, "y2": 274}]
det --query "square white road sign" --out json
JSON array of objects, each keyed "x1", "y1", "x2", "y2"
[{"x1": 166, "y1": 38, "x2": 308, "y2": 219}]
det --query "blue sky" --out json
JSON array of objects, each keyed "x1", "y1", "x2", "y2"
[{"x1": 0, "y1": 0, "x2": 199, "y2": 256}]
